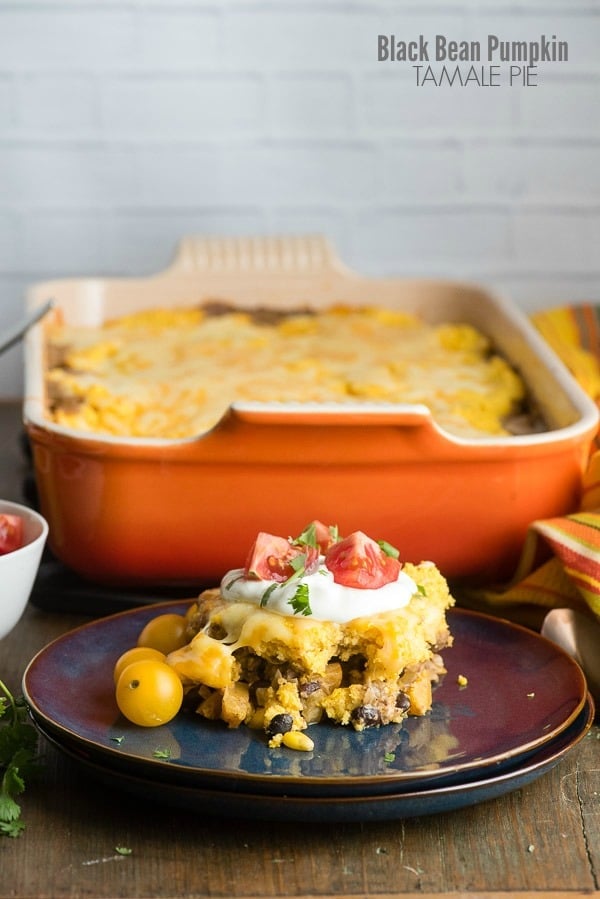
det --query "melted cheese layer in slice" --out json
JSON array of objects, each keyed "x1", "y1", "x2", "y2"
[{"x1": 167, "y1": 562, "x2": 454, "y2": 690}]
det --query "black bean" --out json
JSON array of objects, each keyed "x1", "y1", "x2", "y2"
[
  {"x1": 266, "y1": 713, "x2": 294, "y2": 737},
  {"x1": 350, "y1": 705, "x2": 382, "y2": 728},
  {"x1": 395, "y1": 691, "x2": 411, "y2": 712}
]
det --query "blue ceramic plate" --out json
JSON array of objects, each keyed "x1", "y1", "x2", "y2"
[
  {"x1": 23, "y1": 604, "x2": 588, "y2": 798},
  {"x1": 31, "y1": 698, "x2": 595, "y2": 823}
]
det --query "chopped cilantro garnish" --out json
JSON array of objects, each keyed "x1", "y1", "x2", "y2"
[
  {"x1": 293, "y1": 522, "x2": 318, "y2": 549},
  {"x1": 377, "y1": 539, "x2": 400, "y2": 559},
  {"x1": 260, "y1": 582, "x2": 279, "y2": 607},
  {"x1": 288, "y1": 583, "x2": 312, "y2": 617},
  {"x1": 223, "y1": 573, "x2": 245, "y2": 591},
  {"x1": 289, "y1": 555, "x2": 306, "y2": 573},
  {"x1": 153, "y1": 748, "x2": 171, "y2": 760}
]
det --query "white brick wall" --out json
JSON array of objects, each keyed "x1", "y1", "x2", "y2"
[{"x1": 1, "y1": 0, "x2": 599, "y2": 396}]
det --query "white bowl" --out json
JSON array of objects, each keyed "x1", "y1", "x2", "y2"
[{"x1": 0, "y1": 500, "x2": 48, "y2": 640}]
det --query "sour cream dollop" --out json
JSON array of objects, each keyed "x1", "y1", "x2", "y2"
[{"x1": 220, "y1": 565, "x2": 418, "y2": 624}]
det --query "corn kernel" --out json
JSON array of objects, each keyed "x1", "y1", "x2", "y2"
[{"x1": 282, "y1": 731, "x2": 314, "y2": 752}]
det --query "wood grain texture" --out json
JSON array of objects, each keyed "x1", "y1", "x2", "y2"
[{"x1": 1, "y1": 401, "x2": 599, "y2": 898}]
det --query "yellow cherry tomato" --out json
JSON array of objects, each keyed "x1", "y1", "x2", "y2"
[
  {"x1": 115, "y1": 659, "x2": 183, "y2": 727},
  {"x1": 136, "y1": 613, "x2": 188, "y2": 655},
  {"x1": 113, "y1": 646, "x2": 166, "y2": 685}
]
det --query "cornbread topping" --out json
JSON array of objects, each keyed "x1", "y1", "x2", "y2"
[{"x1": 45, "y1": 302, "x2": 534, "y2": 440}]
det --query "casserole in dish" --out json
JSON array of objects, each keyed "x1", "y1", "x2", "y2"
[{"x1": 23, "y1": 236, "x2": 599, "y2": 586}]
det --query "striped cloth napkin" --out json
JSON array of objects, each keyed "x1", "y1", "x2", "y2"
[{"x1": 458, "y1": 304, "x2": 600, "y2": 628}]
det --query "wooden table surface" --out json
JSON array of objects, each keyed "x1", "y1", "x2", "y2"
[{"x1": 1, "y1": 400, "x2": 599, "y2": 899}]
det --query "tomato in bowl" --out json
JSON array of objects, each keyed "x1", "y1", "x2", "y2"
[
  {"x1": 0, "y1": 500, "x2": 48, "y2": 640},
  {"x1": 0, "y1": 513, "x2": 24, "y2": 556}
]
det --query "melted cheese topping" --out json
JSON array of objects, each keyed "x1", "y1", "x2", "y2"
[
  {"x1": 45, "y1": 304, "x2": 526, "y2": 439},
  {"x1": 169, "y1": 600, "x2": 345, "y2": 687},
  {"x1": 220, "y1": 565, "x2": 417, "y2": 623}
]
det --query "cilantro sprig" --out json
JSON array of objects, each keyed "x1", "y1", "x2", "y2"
[
  {"x1": 287, "y1": 583, "x2": 312, "y2": 617},
  {"x1": 0, "y1": 679, "x2": 41, "y2": 837}
]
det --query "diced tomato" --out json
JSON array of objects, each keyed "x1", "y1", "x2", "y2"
[
  {"x1": 244, "y1": 531, "x2": 319, "y2": 582},
  {"x1": 311, "y1": 520, "x2": 340, "y2": 554},
  {"x1": 0, "y1": 514, "x2": 24, "y2": 555},
  {"x1": 325, "y1": 531, "x2": 401, "y2": 589}
]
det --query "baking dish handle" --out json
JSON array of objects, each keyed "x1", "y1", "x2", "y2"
[
  {"x1": 167, "y1": 234, "x2": 354, "y2": 276},
  {"x1": 228, "y1": 402, "x2": 436, "y2": 429},
  {"x1": 190, "y1": 402, "x2": 474, "y2": 465}
]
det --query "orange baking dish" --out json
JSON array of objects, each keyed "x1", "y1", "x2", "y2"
[{"x1": 22, "y1": 236, "x2": 599, "y2": 588}]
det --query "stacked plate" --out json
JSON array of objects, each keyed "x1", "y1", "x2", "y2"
[{"x1": 23, "y1": 604, "x2": 594, "y2": 823}]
